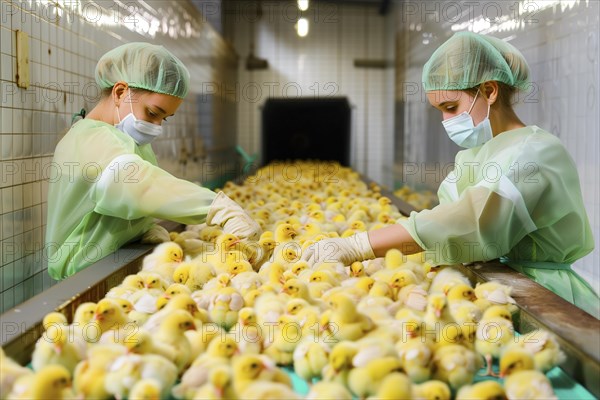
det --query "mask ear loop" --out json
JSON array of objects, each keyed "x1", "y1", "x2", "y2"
[{"x1": 467, "y1": 88, "x2": 480, "y2": 115}]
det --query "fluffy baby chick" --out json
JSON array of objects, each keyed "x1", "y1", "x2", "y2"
[
  {"x1": 31, "y1": 322, "x2": 82, "y2": 375},
  {"x1": 94, "y1": 298, "x2": 128, "y2": 334},
  {"x1": 232, "y1": 354, "x2": 292, "y2": 396},
  {"x1": 514, "y1": 329, "x2": 566, "y2": 373},
  {"x1": 504, "y1": 370, "x2": 557, "y2": 399},
  {"x1": 240, "y1": 382, "x2": 300, "y2": 400},
  {"x1": 263, "y1": 314, "x2": 303, "y2": 365},
  {"x1": 367, "y1": 371, "x2": 413, "y2": 400},
  {"x1": 143, "y1": 293, "x2": 200, "y2": 333},
  {"x1": 42, "y1": 312, "x2": 68, "y2": 328},
  {"x1": 172, "y1": 336, "x2": 239, "y2": 399},
  {"x1": 142, "y1": 241, "x2": 184, "y2": 281},
  {"x1": 322, "y1": 292, "x2": 374, "y2": 342},
  {"x1": 173, "y1": 261, "x2": 215, "y2": 291},
  {"x1": 128, "y1": 379, "x2": 161, "y2": 400},
  {"x1": 306, "y1": 381, "x2": 352, "y2": 400},
  {"x1": 498, "y1": 345, "x2": 535, "y2": 378},
  {"x1": 456, "y1": 380, "x2": 506, "y2": 400},
  {"x1": 429, "y1": 266, "x2": 471, "y2": 294},
  {"x1": 322, "y1": 341, "x2": 358, "y2": 387},
  {"x1": 123, "y1": 329, "x2": 175, "y2": 363},
  {"x1": 72, "y1": 344, "x2": 126, "y2": 399},
  {"x1": 293, "y1": 337, "x2": 331, "y2": 383},
  {"x1": 432, "y1": 344, "x2": 482, "y2": 390},
  {"x1": 106, "y1": 274, "x2": 145, "y2": 299},
  {"x1": 105, "y1": 353, "x2": 177, "y2": 400},
  {"x1": 191, "y1": 366, "x2": 235, "y2": 400},
  {"x1": 8, "y1": 364, "x2": 72, "y2": 400},
  {"x1": 1, "y1": 348, "x2": 33, "y2": 398},
  {"x1": 395, "y1": 337, "x2": 433, "y2": 383},
  {"x1": 73, "y1": 302, "x2": 97, "y2": 325},
  {"x1": 154, "y1": 309, "x2": 196, "y2": 372},
  {"x1": 475, "y1": 308, "x2": 515, "y2": 376},
  {"x1": 228, "y1": 307, "x2": 263, "y2": 354},
  {"x1": 474, "y1": 280, "x2": 517, "y2": 312},
  {"x1": 347, "y1": 356, "x2": 403, "y2": 398},
  {"x1": 412, "y1": 380, "x2": 451, "y2": 400},
  {"x1": 208, "y1": 287, "x2": 244, "y2": 330}
]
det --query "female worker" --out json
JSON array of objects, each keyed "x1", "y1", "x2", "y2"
[
  {"x1": 46, "y1": 42, "x2": 260, "y2": 279},
  {"x1": 302, "y1": 32, "x2": 597, "y2": 316}
]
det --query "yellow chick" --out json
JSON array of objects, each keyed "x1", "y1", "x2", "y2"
[
  {"x1": 142, "y1": 241, "x2": 184, "y2": 280},
  {"x1": 72, "y1": 343, "x2": 126, "y2": 399},
  {"x1": 208, "y1": 287, "x2": 245, "y2": 330},
  {"x1": 349, "y1": 261, "x2": 365, "y2": 277},
  {"x1": 163, "y1": 283, "x2": 192, "y2": 299},
  {"x1": 172, "y1": 336, "x2": 239, "y2": 399},
  {"x1": 431, "y1": 344, "x2": 482, "y2": 390},
  {"x1": 173, "y1": 261, "x2": 215, "y2": 291},
  {"x1": 72, "y1": 302, "x2": 97, "y2": 326},
  {"x1": 475, "y1": 311, "x2": 515, "y2": 376},
  {"x1": 94, "y1": 298, "x2": 127, "y2": 334},
  {"x1": 0, "y1": 348, "x2": 33, "y2": 398},
  {"x1": 305, "y1": 381, "x2": 353, "y2": 400},
  {"x1": 105, "y1": 353, "x2": 177, "y2": 400},
  {"x1": 498, "y1": 345, "x2": 535, "y2": 378},
  {"x1": 395, "y1": 337, "x2": 433, "y2": 383},
  {"x1": 514, "y1": 329, "x2": 566, "y2": 373},
  {"x1": 293, "y1": 338, "x2": 331, "y2": 383},
  {"x1": 456, "y1": 380, "x2": 506, "y2": 400},
  {"x1": 8, "y1": 364, "x2": 72, "y2": 400},
  {"x1": 367, "y1": 371, "x2": 413, "y2": 400},
  {"x1": 274, "y1": 223, "x2": 298, "y2": 243},
  {"x1": 322, "y1": 292, "x2": 374, "y2": 342},
  {"x1": 412, "y1": 380, "x2": 452, "y2": 400},
  {"x1": 232, "y1": 354, "x2": 292, "y2": 396},
  {"x1": 263, "y1": 314, "x2": 302, "y2": 365},
  {"x1": 143, "y1": 293, "x2": 200, "y2": 333},
  {"x1": 191, "y1": 366, "x2": 236, "y2": 400},
  {"x1": 42, "y1": 312, "x2": 68, "y2": 328},
  {"x1": 474, "y1": 280, "x2": 517, "y2": 312},
  {"x1": 347, "y1": 356, "x2": 403, "y2": 398},
  {"x1": 239, "y1": 382, "x2": 301, "y2": 399},
  {"x1": 429, "y1": 266, "x2": 471, "y2": 294},
  {"x1": 228, "y1": 307, "x2": 263, "y2": 354},
  {"x1": 154, "y1": 309, "x2": 196, "y2": 372},
  {"x1": 128, "y1": 379, "x2": 161, "y2": 400},
  {"x1": 123, "y1": 329, "x2": 175, "y2": 363},
  {"x1": 504, "y1": 370, "x2": 557, "y2": 399},
  {"x1": 31, "y1": 323, "x2": 82, "y2": 375},
  {"x1": 106, "y1": 274, "x2": 145, "y2": 299}
]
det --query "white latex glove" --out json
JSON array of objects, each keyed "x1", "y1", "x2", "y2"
[
  {"x1": 206, "y1": 191, "x2": 261, "y2": 240},
  {"x1": 140, "y1": 224, "x2": 170, "y2": 244},
  {"x1": 301, "y1": 231, "x2": 375, "y2": 266}
]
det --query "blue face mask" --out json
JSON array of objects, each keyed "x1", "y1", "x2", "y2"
[
  {"x1": 115, "y1": 90, "x2": 163, "y2": 146},
  {"x1": 442, "y1": 89, "x2": 493, "y2": 149}
]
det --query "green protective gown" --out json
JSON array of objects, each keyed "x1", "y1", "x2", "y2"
[
  {"x1": 398, "y1": 126, "x2": 598, "y2": 316},
  {"x1": 45, "y1": 119, "x2": 217, "y2": 279}
]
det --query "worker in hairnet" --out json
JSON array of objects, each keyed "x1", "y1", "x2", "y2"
[
  {"x1": 302, "y1": 31, "x2": 597, "y2": 316},
  {"x1": 46, "y1": 42, "x2": 260, "y2": 279}
]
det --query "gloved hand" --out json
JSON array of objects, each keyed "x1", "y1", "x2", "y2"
[
  {"x1": 301, "y1": 231, "x2": 375, "y2": 266},
  {"x1": 140, "y1": 223, "x2": 171, "y2": 244},
  {"x1": 206, "y1": 191, "x2": 261, "y2": 240}
]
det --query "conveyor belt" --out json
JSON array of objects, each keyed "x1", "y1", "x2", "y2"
[{"x1": 1, "y1": 180, "x2": 598, "y2": 398}]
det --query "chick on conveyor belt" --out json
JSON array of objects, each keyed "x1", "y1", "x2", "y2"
[{"x1": 3, "y1": 161, "x2": 571, "y2": 400}]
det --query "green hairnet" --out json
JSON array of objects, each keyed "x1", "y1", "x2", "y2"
[
  {"x1": 422, "y1": 31, "x2": 530, "y2": 91},
  {"x1": 95, "y1": 42, "x2": 190, "y2": 99}
]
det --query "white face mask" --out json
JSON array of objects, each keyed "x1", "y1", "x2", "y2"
[
  {"x1": 115, "y1": 90, "x2": 163, "y2": 146},
  {"x1": 442, "y1": 89, "x2": 493, "y2": 149}
]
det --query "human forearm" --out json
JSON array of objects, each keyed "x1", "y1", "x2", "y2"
[{"x1": 368, "y1": 224, "x2": 423, "y2": 258}]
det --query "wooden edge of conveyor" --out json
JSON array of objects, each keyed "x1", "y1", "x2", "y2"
[
  {"x1": 377, "y1": 178, "x2": 599, "y2": 397},
  {"x1": 0, "y1": 220, "x2": 182, "y2": 365}
]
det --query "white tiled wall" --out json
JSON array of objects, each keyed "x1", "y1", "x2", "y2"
[
  {"x1": 0, "y1": 0, "x2": 234, "y2": 312},
  {"x1": 225, "y1": 1, "x2": 395, "y2": 186},
  {"x1": 395, "y1": 0, "x2": 599, "y2": 294}
]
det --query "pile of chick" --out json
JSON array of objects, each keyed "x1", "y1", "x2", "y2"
[
  {"x1": 393, "y1": 185, "x2": 438, "y2": 211},
  {"x1": 2, "y1": 161, "x2": 566, "y2": 400}
]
